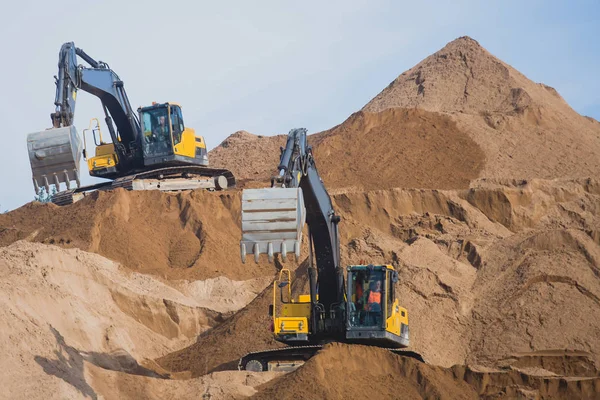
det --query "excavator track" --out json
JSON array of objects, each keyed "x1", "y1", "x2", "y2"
[
  {"x1": 238, "y1": 344, "x2": 425, "y2": 372},
  {"x1": 51, "y1": 166, "x2": 235, "y2": 206}
]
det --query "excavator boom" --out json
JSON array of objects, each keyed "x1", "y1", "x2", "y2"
[{"x1": 28, "y1": 42, "x2": 141, "y2": 194}]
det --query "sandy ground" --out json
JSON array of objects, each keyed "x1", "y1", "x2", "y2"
[
  {"x1": 2, "y1": 36, "x2": 600, "y2": 399},
  {"x1": 0, "y1": 241, "x2": 275, "y2": 399}
]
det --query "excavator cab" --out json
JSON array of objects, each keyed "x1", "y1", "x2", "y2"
[
  {"x1": 138, "y1": 102, "x2": 209, "y2": 168},
  {"x1": 269, "y1": 264, "x2": 410, "y2": 348},
  {"x1": 346, "y1": 265, "x2": 409, "y2": 348}
]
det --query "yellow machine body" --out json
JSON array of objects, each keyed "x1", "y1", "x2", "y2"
[
  {"x1": 272, "y1": 270, "x2": 310, "y2": 339},
  {"x1": 87, "y1": 143, "x2": 118, "y2": 171},
  {"x1": 272, "y1": 265, "x2": 410, "y2": 348},
  {"x1": 83, "y1": 103, "x2": 210, "y2": 177}
]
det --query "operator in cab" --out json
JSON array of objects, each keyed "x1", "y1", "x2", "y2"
[
  {"x1": 154, "y1": 115, "x2": 169, "y2": 140},
  {"x1": 365, "y1": 280, "x2": 382, "y2": 312}
]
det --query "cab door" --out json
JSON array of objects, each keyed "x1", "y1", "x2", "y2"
[
  {"x1": 141, "y1": 105, "x2": 174, "y2": 158},
  {"x1": 170, "y1": 105, "x2": 193, "y2": 158}
]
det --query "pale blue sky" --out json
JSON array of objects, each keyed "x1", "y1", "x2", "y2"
[{"x1": 0, "y1": 0, "x2": 598, "y2": 211}]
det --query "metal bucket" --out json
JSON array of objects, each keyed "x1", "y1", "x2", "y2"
[
  {"x1": 27, "y1": 126, "x2": 82, "y2": 194},
  {"x1": 240, "y1": 188, "x2": 306, "y2": 263}
]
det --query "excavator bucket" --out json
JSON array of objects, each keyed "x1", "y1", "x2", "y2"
[
  {"x1": 27, "y1": 126, "x2": 82, "y2": 194},
  {"x1": 240, "y1": 188, "x2": 306, "y2": 263}
]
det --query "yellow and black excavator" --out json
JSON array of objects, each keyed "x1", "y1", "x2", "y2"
[
  {"x1": 27, "y1": 42, "x2": 234, "y2": 205},
  {"x1": 238, "y1": 128, "x2": 423, "y2": 371}
]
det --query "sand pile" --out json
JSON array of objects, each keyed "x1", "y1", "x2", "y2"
[
  {"x1": 155, "y1": 178, "x2": 600, "y2": 385},
  {"x1": 210, "y1": 109, "x2": 486, "y2": 191},
  {"x1": 157, "y1": 285, "x2": 284, "y2": 376},
  {"x1": 87, "y1": 368, "x2": 281, "y2": 400},
  {"x1": 0, "y1": 189, "x2": 277, "y2": 281},
  {"x1": 210, "y1": 37, "x2": 600, "y2": 191},
  {"x1": 2, "y1": 183, "x2": 599, "y2": 398},
  {"x1": 209, "y1": 130, "x2": 286, "y2": 186},
  {"x1": 363, "y1": 36, "x2": 600, "y2": 181},
  {"x1": 311, "y1": 108, "x2": 485, "y2": 190},
  {"x1": 252, "y1": 344, "x2": 600, "y2": 399},
  {"x1": 0, "y1": 241, "x2": 279, "y2": 399},
  {"x1": 329, "y1": 178, "x2": 600, "y2": 369},
  {"x1": 253, "y1": 343, "x2": 478, "y2": 400}
]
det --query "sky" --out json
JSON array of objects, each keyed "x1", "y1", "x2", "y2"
[{"x1": 0, "y1": 0, "x2": 598, "y2": 211}]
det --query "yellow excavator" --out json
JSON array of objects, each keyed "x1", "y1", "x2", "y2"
[
  {"x1": 237, "y1": 128, "x2": 423, "y2": 371},
  {"x1": 27, "y1": 42, "x2": 234, "y2": 205}
]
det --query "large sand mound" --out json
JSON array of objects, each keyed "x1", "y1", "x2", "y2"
[
  {"x1": 210, "y1": 36, "x2": 600, "y2": 191},
  {"x1": 312, "y1": 108, "x2": 485, "y2": 190},
  {"x1": 0, "y1": 189, "x2": 276, "y2": 281},
  {"x1": 210, "y1": 109, "x2": 486, "y2": 191},
  {"x1": 335, "y1": 178, "x2": 600, "y2": 367},
  {"x1": 157, "y1": 285, "x2": 284, "y2": 376},
  {"x1": 253, "y1": 343, "x2": 478, "y2": 400},
  {"x1": 363, "y1": 36, "x2": 600, "y2": 181},
  {"x1": 3, "y1": 179, "x2": 600, "y2": 398}
]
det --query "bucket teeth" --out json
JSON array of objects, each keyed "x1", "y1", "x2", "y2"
[
  {"x1": 281, "y1": 242, "x2": 287, "y2": 263},
  {"x1": 27, "y1": 126, "x2": 82, "y2": 194}
]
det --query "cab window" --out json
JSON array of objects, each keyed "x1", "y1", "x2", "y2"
[
  {"x1": 170, "y1": 106, "x2": 184, "y2": 145},
  {"x1": 349, "y1": 269, "x2": 384, "y2": 327}
]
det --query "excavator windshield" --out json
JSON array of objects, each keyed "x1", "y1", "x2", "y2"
[
  {"x1": 140, "y1": 105, "x2": 172, "y2": 157},
  {"x1": 348, "y1": 268, "x2": 384, "y2": 328}
]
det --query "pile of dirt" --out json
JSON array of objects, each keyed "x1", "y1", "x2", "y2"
[
  {"x1": 155, "y1": 178, "x2": 600, "y2": 382},
  {"x1": 330, "y1": 178, "x2": 600, "y2": 369},
  {"x1": 362, "y1": 36, "x2": 600, "y2": 181},
  {"x1": 253, "y1": 344, "x2": 600, "y2": 399},
  {"x1": 209, "y1": 108, "x2": 486, "y2": 191},
  {"x1": 0, "y1": 241, "x2": 273, "y2": 399},
  {"x1": 88, "y1": 368, "x2": 281, "y2": 400},
  {"x1": 0, "y1": 189, "x2": 277, "y2": 281},
  {"x1": 210, "y1": 36, "x2": 600, "y2": 191},
  {"x1": 209, "y1": 130, "x2": 286, "y2": 186},
  {"x1": 253, "y1": 343, "x2": 478, "y2": 400},
  {"x1": 157, "y1": 285, "x2": 284, "y2": 376},
  {"x1": 311, "y1": 108, "x2": 485, "y2": 190}
]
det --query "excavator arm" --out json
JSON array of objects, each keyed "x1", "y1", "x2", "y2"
[
  {"x1": 241, "y1": 128, "x2": 346, "y2": 338},
  {"x1": 28, "y1": 42, "x2": 142, "y2": 193},
  {"x1": 52, "y1": 42, "x2": 141, "y2": 150}
]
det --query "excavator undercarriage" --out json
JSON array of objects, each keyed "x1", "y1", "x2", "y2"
[{"x1": 51, "y1": 166, "x2": 235, "y2": 206}]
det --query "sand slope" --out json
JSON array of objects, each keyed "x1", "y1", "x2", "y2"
[
  {"x1": 363, "y1": 36, "x2": 600, "y2": 181},
  {"x1": 0, "y1": 189, "x2": 277, "y2": 281},
  {"x1": 0, "y1": 241, "x2": 275, "y2": 399}
]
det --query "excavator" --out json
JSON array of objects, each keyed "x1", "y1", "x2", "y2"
[
  {"x1": 27, "y1": 42, "x2": 234, "y2": 205},
  {"x1": 237, "y1": 128, "x2": 423, "y2": 371}
]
